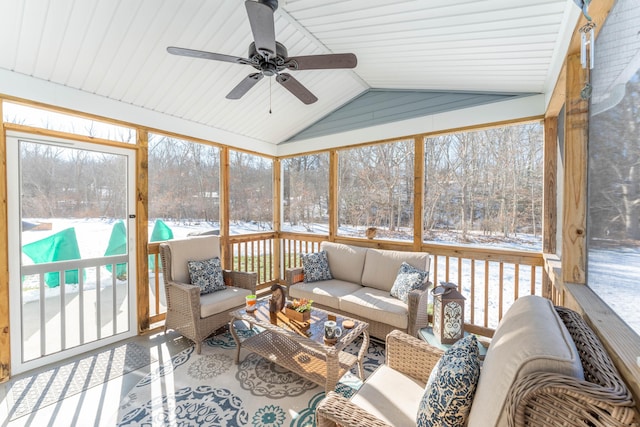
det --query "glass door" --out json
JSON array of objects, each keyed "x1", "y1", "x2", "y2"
[{"x1": 7, "y1": 131, "x2": 137, "y2": 374}]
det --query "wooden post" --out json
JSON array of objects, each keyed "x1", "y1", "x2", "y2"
[
  {"x1": 136, "y1": 129, "x2": 150, "y2": 333},
  {"x1": 562, "y1": 54, "x2": 588, "y2": 284},
  {"x1": 413, "y1": 137, "x2": 424, "y2": 251},
  {"x1": 0, "y1": 100, "x2": 10, "y2": 381},
  {"x1": 542, "y1": 116, "x2": 558, "y2": 298},
  {"x1": 220, "y1": 147, "x2": 231, "y2": 269},
  {"x1": 329, "y1": 150, "x2": 338, "y2": 242},
  {"x1": 273, "y1": 158, "x2": 281, "y2": 283}
]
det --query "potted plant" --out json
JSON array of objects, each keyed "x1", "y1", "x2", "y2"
[{"x1": 285, "y1": 298, "x2": 313, "y2": 322}]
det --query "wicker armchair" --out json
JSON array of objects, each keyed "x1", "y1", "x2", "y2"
[
  {"x1": 159, "y1": 236, "x2": 257, "y2": 353},
  {"x1": 316, "y1": 305, "x2": 638, "y2": 427}
]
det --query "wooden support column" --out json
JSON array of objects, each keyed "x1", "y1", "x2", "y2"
[
  {"x1": 562, "y1": 54, "x2": 588, "y2": 284},
  {"x1": 136, "y1": 129, "x2": 150, "y2": 333},
  {"x1": 329, "y1": 150, "x2": 338, "y2": 242},
  {"x1": 273, "y1": 158, "x2": 281, "y2": 282},
  {"x1": 220, "y1": 147, "x2": 231, "y2": 269},
  {"x1": 0, "y1": 100, "x2": 10, "y2": 381},
  {"x1": 542, "y1": 116, "x2": 558, "y2": 298},
  {"x1": 413, "y1": 137, "x2": 424, "y2": 251}
]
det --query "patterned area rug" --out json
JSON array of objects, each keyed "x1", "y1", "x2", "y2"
[
  {"x1": 7, "y1": 342, "x2": 155, "y2": 421},
  {"x1": 116, "y1": 329, "x2": 385, "y2": 426}
]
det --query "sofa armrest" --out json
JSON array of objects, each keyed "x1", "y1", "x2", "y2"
[
  {"x1": 285, "y1": 267, "x2": 304, "y2": 287},
  {"x1": 223, "y1": 270, "x2": 257, "y2": 293},
  {"x1": 385, "y1": 329, "x2": 444, "y2": 385},
  {"x1": 406, "y1": 282, "x2": 431, "y2": 337},
  {"x1": 316, "y1": 391, "x2": 393, "y2": 427},
  {"x1": 506, "y1": 372, "x2": 638, "y2": 427}
]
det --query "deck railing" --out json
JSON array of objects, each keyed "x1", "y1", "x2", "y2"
[{"x1": 146, "y1": 233, "x2": 545, "y2": 336}]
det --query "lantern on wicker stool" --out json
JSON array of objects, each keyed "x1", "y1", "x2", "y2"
[{"x1": 432, "y1": 282, "x2": 465, "y2": 344}]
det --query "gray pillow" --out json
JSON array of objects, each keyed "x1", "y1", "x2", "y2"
[
  {"x1": 301, "y1": 251, "x2": 333, "y2": 283},
  {"x1": 390, "y1": 262, "x2": 428, "y2": 303},
  {"x1": 187, "y1": 257, "x2": 226, "y2": 294}
]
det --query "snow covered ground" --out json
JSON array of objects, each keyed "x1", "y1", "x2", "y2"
[{"x1": 18, "y1": 218, "x2": 639, "y2": 335}]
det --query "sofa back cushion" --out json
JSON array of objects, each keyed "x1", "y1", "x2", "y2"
[
  {"x1": 361, "y1": 249, "x2": 430, "y2": 292},
  {"x1": 320, "y1": 241, "x2": 368, "y2": 284},
  {"x1": 165, "y1": 236, "x2": 221, "y2": 284},
  {"x1": 467, "y1": 295, "x2": 584, "y2": 427}
]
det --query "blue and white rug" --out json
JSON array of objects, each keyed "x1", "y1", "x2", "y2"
[{"x1": 116, "y1": 328, "x2": 384, "y2": 426}]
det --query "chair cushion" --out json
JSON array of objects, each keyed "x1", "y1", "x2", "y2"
[
  {"x1": 187, "y1": 257, "x2": 225, "y2": 294},
  {"x1": 200, "y1": 287, "x2": 251, "y2": 318},
  {"x1": 467, "y1": 295, "x2": 585, "y2": 427},
  {"x1": 288, "y1": 279, "x2": 362, "y2": 310},
  {"x1": 416, "y1": 335, "x2": 481, "y2": 427},
  {"x1": 301, "y1": 251, "x2": 333, "y2": 283},
  {"x1": 340, "y1": 287, "x2": 408, "y2": 329},
  {"x1": 350, "y1": 364, "x2": 425, "y2": 426},
  {"x1": 361, "y1": 249, "x2": 430, "y2": 292},
  {"x1": 320, "y1": 241, "x2": 368, "y2": 284},
  {"x1": 390, "y1": 262, "x2": 429, "y2": 303},
  {"x1": 166, "y1": 236, "x2": 221, "y2": 283}
]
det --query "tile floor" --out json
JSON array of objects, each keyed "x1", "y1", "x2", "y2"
[{"x1": 0, "y1": 329, "x2": 190, "y2": 427}]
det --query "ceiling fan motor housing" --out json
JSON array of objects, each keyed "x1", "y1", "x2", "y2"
[{"x1": 248, "y1": 41, "x2": 288, "y2": 75}]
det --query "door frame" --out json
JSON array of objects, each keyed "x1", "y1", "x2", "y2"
[{"x1": 7, "y1": 130, "x2": 138, "y2": 374}]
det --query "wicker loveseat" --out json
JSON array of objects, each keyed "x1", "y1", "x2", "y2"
[
  {"x1": 286, "y1": 241, "x2": 430, "y2": 340},
  {"x1": 316, "y1": 295, "x2": 638, "y2": 427}
]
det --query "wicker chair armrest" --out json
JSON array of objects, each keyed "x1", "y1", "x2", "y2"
[
  {"x1": 285, "y1": 267, "x2": 304, "y2": 287},
  {"x1": 407, "y1": 282, "x2": 431, "y2": 337},
  {"x1": 316, "y1": 391, "x2": 393, "y2": 427},
  {"x1": 166, "y1": 280, "x2": 200, "y2": 296},
  {"x1": 385, "y1": 329, "x2": 444, "y2": 384},
  {"x1": 223, "y1": 270, "x2": 257, "y2": 293},
  {"x1": 506, "y1": 372, "x2": 638, "y2": 427}
]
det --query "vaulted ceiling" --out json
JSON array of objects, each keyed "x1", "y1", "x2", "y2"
[{"x1": 0, "y1": 0, "x2": 580, "y2": 154}]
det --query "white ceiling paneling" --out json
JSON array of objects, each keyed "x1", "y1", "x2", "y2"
[{"x1": 0, "y1": 0, "x2": 579, "y2": 149}]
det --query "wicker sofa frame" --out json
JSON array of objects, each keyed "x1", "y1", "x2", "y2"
[
  {"x1": 160, "y1": 242, "x2": 257, "y2": 353},
  {"x1": 285, "y1": 267, "x2": 429, "y2": 340},
  {"x1": 316, "y1": 306, "x2": 638, "y2": 427}
]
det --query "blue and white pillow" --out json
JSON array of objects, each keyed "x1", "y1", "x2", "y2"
[
  {"x1": 390, "y1": 262, "x2": 428, "y2": 303},
  {"x1": 301, "y1": 251, "x2": 333, "y2": 283},
  {"x1": 187, "y1": 257, "x2": 226, "y2": 295},
  {"x1": 416, "y1": 334, "x2": 481, "y2": 427}
]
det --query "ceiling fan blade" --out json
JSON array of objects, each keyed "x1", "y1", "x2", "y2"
[
  {"x1": 167, "y1": 46, "x2": 252, "y2": 65},
  {"x1": 285, "y1": 53, "x2": 357, "y2": 70},
  {"x1": 245, "y1": 0, "x2": 277, "y2": 58},
  {"x1": 276, "y1": 73, "x2": 318, "y2": 104},
  {"x1": 226, "y1": 73, "x2": 264, "y2": 100}
]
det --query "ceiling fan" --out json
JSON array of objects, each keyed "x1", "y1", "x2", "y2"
[{"x1": 167, "y1": 0, "x2": 357, "y2": 105}]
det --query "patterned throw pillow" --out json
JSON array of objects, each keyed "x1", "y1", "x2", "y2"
[
  {"x1": 187, "y1": 257, "x2": 226, "y2": 295},
  {"x1": 416, "y1": 335, "x2": 481, "y2": 427},
  {"x1": 301, "y1": 251, "x2": 333, "y2": 283},
  {"x1": 390, "y1": 262, "x2": 429, "y2": 303}
]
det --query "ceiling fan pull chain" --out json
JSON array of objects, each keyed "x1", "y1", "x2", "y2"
[{"x1": 269, "y1": 77, "x2": 272, "y2": 114}]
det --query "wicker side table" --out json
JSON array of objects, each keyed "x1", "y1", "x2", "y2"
[{"x1": 230, "y1": 300, "x2": 370, "y2": 393}]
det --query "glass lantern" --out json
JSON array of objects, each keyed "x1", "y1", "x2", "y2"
[{"x1": 432, "y1": 282, "x2": 466, "y2": 345}]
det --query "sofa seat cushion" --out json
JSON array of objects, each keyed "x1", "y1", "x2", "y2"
[
  {"x1": 361, "y1": 249, "x2": 430, "y2": 292},
  {"x1": 340, "y1": 287, "x2": 409, "y2": 329},
  {"x1": 200, "y1": 286, "x2": 251, "y2": 318},
  {"x1": 289, "y1": 279, "x2": 361, "y2": 310},
  {"x1": 467, "y1": 295, "x2": 584, "y2": 427},
  {"x1": 350, "y1": 364, "x2": 424, "y2": 426},
  {"x1": 320, "y1": 241, "x2": 368, "y2": 284}
]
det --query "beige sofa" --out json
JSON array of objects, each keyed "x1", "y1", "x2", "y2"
[
  {"x1": 316, "y1": 295, "x2": 638, "y2": 427},
  {"x1": 286, "y1": 241, "x2": 431, "y2": 340}
]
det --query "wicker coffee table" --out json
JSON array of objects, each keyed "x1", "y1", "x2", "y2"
[{"x1": 229, "y1": 300, "x2": 370, "y2": 393}]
